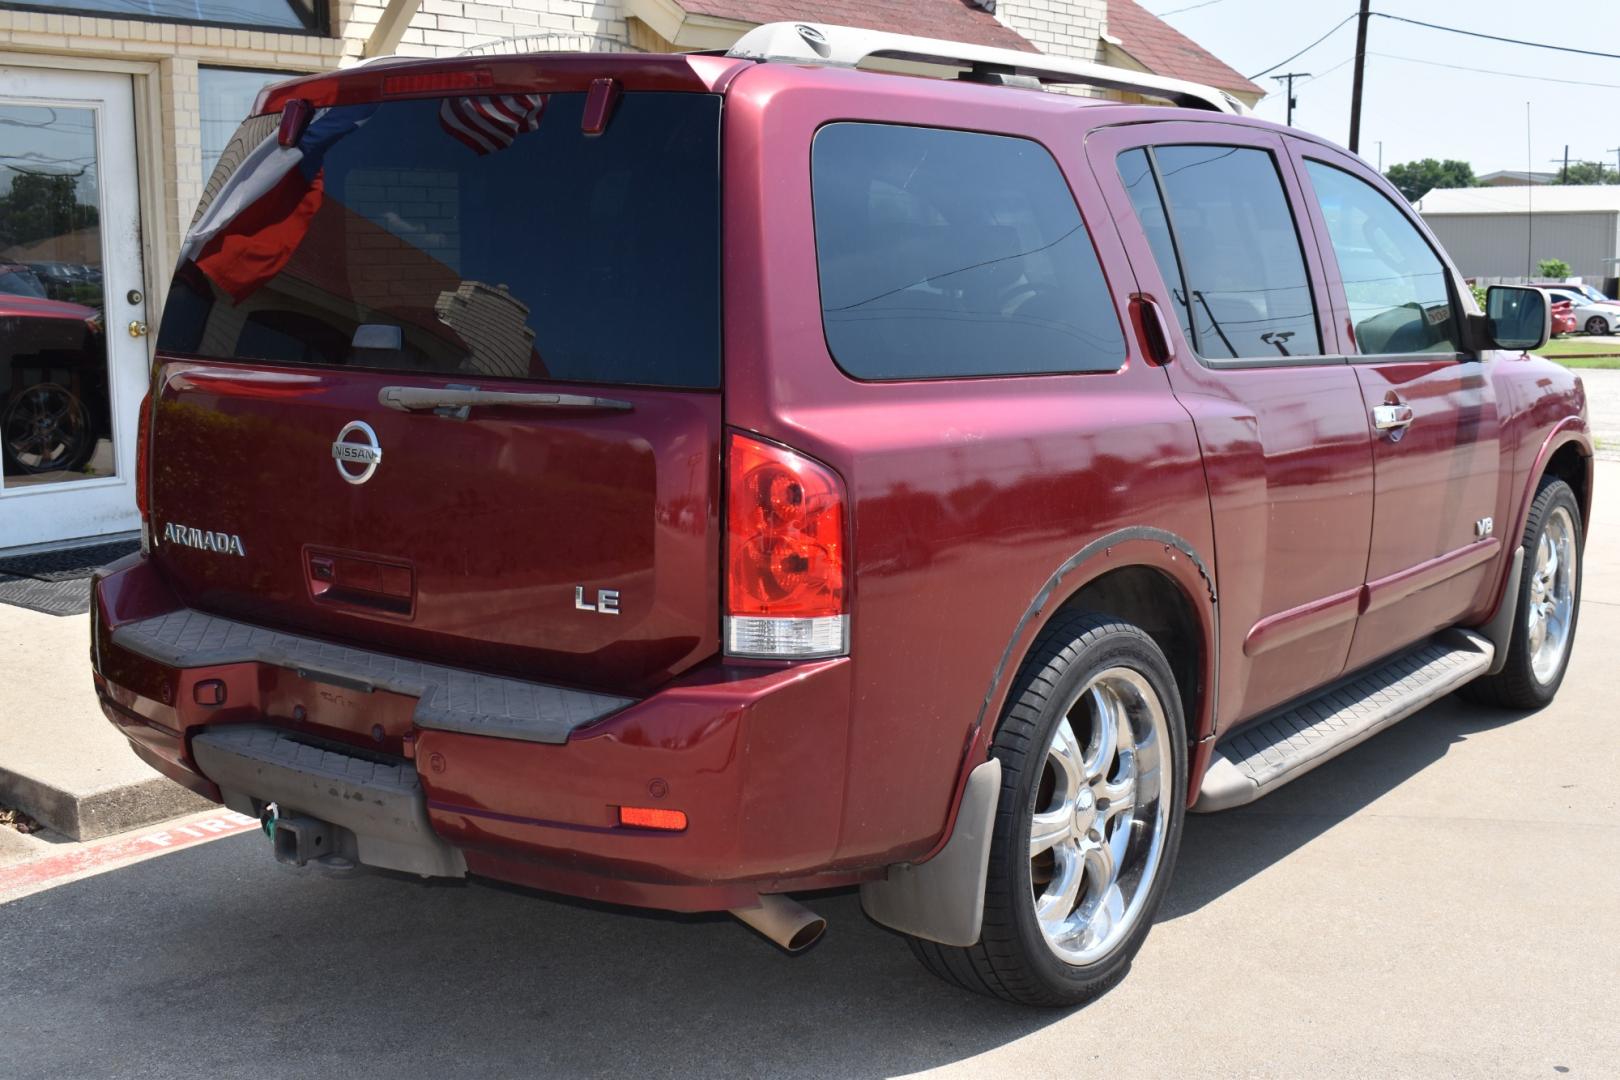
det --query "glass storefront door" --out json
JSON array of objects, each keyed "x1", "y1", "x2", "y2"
[{"x1": 0, "y1": 67, "x2": 147, "y2": 549}]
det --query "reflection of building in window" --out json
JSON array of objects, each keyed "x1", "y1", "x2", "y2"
[{"x1": 434, "y1": 281, "x2": 537, "y2": 379}]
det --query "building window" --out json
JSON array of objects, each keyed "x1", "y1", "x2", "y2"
[
  {"x1": 200, "y1": 68, "x2": 286, "y2": 182},
  {"x1": 2, "y1": 0, "x2": 323, "y2": 32}
]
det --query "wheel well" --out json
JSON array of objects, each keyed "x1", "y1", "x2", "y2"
[
  {"x1": 1543, "y1": 441, "x2": 1592, "y2": 529},
  {"x1": 1057, "y1": 566, "x2": 1205, "y2": 746}
]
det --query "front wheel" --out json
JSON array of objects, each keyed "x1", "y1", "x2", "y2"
[
  {"x1": 1464, "y1": 477, "x2": 1583, "y2": 709},
  {"x1": 909, "y1": 614, "x2": 1186, "y2": 1007}
]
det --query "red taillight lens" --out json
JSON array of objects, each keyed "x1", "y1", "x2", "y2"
[
  {"x1": 134, "y1": 391, "x2": 151, "y2": 521},
  {"x1": 725, "y1": 433, "x2": 847, "y2": 658}
]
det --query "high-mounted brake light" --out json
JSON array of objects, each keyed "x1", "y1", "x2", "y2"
[
  {"x1": 725, "y1": 433, "x2": 848, "y2": 659},
  {"x1": 382, "y1": 69, "x2": 493, "y2": 96},
  {"x1": 134, "y1": 391, "x2": 152, "y2": 552}
]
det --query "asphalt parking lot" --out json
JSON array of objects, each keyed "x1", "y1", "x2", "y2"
[{"x1": 4, "y1": 463, "x2": 1617, "y2": 1080}]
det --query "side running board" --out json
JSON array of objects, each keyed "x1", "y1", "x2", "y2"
[{"x1": 1195, "y1": 631, "x2": 1494, "y2": 812}]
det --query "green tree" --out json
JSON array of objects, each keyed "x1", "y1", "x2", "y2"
[
  {"x1": 0, "y1": 170, "x2": 99, "y2": 251},
  {"x1": 1555, "y1": 161, "x2": 1617, "y2": 185},
  {"x1": 1538, "y1": 258, "x2": 1572, "y2": 279},
  {"x1": 1385, "y1": 158, "x2": 1479, "y2": 202}
]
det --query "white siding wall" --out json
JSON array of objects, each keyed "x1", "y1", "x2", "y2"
[
  {"x1": 381, "y1": 0, "x2": 630, "y2": 58},
  {"x1": 1423, "y1": 211, "x2": 1620, "y2": 282},
  {"x1": 993, "y1": 0, "x2": 1107, "y2": 63}
]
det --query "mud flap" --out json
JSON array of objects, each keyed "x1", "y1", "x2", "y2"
[{"x1": 859, "y1": 757, "x2": 1000, "y2": 947}]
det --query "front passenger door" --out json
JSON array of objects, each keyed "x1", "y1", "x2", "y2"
[{"x1": 1289, "y1": 146, "x2": 1503, "y2": 671}]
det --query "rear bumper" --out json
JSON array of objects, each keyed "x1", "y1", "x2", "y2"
[{"x1": 91, "y1": 554, "x2": 858, "y2": 911}]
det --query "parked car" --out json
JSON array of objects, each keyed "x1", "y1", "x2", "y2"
[
  {"x1": 1550, "y1": 296, "x2": 1577, "y2": 336},
  {"x1": 90, "y1": 24, "x2": 1592, "y2": 1008},
  {"x1": 1543, "y1": 285, "x2": 1620, "y2": 336},
  {"x1": 0, "y1": 274, "x2": 108, "y2": 477}
]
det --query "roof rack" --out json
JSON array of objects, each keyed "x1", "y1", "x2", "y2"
[{"x1": 725, "y1": 22, "x2": 1243, "y2": 115}]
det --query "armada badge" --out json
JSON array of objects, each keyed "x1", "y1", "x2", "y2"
[
  {"x1": 162, "y1": 522, "x2": 245, "y2": 557},
  {"x1": 332, "y1": 420, "x2": 382, "y2": 485}
]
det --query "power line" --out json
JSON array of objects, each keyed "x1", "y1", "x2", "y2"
[
  {"x1": 1370, "y1": 12, "x2": 1620, "y2": 61},
  {"x1": 1370, "y1": 51, "x2": 1620, "y2": 91},
  {"x1": 1154, "y1": 0, "x2": 1227, "y2": 16},
  {"x1": 1247, "y1": 13, "x2": 1358, "y2": 80}
]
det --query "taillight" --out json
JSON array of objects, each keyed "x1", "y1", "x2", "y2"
[
  {"x1": 135, "y1": 392, "x2": 152, "y2": 552},
  {"x1": 725, "y1": 432, "x2": 848, "y2": 658}
]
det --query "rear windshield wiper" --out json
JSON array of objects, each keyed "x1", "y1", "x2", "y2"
[{"x1": 379, "y1": 385, "x2": 633, "y2": 418}]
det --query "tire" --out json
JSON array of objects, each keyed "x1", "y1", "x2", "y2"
[
  {"x1": 1463, "y1": 477, "x2": 1583, "y2": 709},
  {"x1": 909, "y1": 613, "x2": 1187, "y2": 1007},
  {"x1": 1585, "y1": 316, "x2": 1609, "y2": 337},
  {"x1": 0, "y1": 382, "x2": 96, "y2": 476}
]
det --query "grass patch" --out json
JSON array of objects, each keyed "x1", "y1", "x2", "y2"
[{"x1": 1536, "y1": 338, "x2": 1620, "y2": 368}]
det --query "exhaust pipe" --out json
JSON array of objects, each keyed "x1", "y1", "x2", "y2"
[{"x1": 731, "y1": 894, "x2": 827, "y2": 953}]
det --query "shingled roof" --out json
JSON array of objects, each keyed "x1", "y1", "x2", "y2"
[
  {"x1": 675, "y1": 0, "x2": 1035, "y2": 52},
  {"x1": 1105, "y1": 0, "x2": 1261, "y2": 99}
]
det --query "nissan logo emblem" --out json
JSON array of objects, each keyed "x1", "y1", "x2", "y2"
[{"x1": 332, "y1": 420, "x2": 382, "y2": 485}]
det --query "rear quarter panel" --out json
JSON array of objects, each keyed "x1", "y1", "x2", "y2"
[{"x1": 721, "y1": 68, "x2": 1217, "y2": 868}]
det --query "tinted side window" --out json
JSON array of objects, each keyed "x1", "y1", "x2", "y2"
[
  {"x1": 811, "y1": 123, "x2": 1124, "y2": 380},
  {"x1": 1304, "y1": 160, "x2": 1461, "y2": 356},
  {"x1": 1123, "y1": 145, "x2": 1322, "y2": 360},
  {"x1": 1118, "y1": 148, "x2": 1195, "y2": 347}
]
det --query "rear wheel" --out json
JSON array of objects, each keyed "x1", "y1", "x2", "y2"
[
  {"x1": 1, "y1": 382, "x2": 96, "y2": 476},
  {"x1": 1585, "y1": 316, "x2": 1609, "y2": 336},
  {"x1": 1464, "y1": 477, "x2": 1582, "y2": 709},
  {"x1": 909, "y1": 614, "x2": 1186, "y2": 1007}
]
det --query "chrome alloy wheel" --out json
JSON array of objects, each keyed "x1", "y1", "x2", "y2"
[
  {"x1": 1528, "y1": 505, "x2": 1578, "y2": 684},
  {"x1": 1028, "y1": 666, "x2": 1171, "y2": 966}
]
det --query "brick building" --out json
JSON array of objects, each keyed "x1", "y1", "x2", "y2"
[{"x1": 0, "y1": 0, "x2": 1258, "y2": 551}]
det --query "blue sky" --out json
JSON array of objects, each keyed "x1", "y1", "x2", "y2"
[{"x1": 1156, "y1": 0, "x2": 1620, "y2": 177}]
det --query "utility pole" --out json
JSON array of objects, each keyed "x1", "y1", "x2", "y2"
[
  {"x1": 1608, "y1": 147, "x2": 1620, "y2": 182},
  {"x1": 1377, "y1": 141, "x2": 1383, "y2": 171},
  {"x1": 1552, "y1": 147, "x2": 1570, "y2": 184},
  {"x1": 1272, "y1": 72, "x2": 1310, "y2": 127},
  {"x1": 1347, "y1": 0, "x2": 1371, "y2": 153}
]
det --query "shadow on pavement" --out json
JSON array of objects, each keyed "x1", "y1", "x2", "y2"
[
  {"x1": 1163, "y1": 695, "x2": 1527, "y2": 920},
  {"x1": 1, "y1": 697, "x2": 1529, "y2": 1079}
]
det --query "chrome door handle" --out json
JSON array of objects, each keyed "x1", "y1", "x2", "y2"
[{"x1": 1372, "y1": 403, "x2": 1414, "y2": 431}]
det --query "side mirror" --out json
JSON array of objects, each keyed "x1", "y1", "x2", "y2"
[{"x1": 1483, "y1": 285, "x2": 1550, "y2": 352}]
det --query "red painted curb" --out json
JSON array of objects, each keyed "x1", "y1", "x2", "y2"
[{"x1": 0, "y1": 810, "x2": 259, "y2": 900}]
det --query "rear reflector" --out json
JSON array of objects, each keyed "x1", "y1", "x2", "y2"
[{"x1": 618, "y1": 806, "x2": 687, "y2": 831}]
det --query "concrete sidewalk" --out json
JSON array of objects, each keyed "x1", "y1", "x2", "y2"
[{"x1": 0, "y1": 604, "x2": 208, "y2": 840}]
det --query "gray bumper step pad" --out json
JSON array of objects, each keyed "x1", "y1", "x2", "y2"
[
  {"x1": 1195, "y1": 631, "x2": 1494, "y2": 812},
  {"x1": 112, "y1": 608, "x2": 634, "y2": 744},
  {"x1": 191, "y1": 725, "x2": 464, "y2": 878}
]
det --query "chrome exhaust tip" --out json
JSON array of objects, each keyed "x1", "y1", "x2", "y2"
[{"x1": 730, "y1": 894, "x2": 827, "y2": 953}]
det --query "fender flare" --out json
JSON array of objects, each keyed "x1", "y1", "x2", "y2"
[{"x1": 859, "y1": 526, "x2": 1218, "y2": 947}]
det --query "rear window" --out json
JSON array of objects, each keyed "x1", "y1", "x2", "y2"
[
  {"x1": 158, "y1": 92, "x2": 721, "y2": 389},
  {"x1": 810, "y1": 123, "x2": 1124, "y2": 381}
]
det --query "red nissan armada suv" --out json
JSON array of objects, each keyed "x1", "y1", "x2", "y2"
[{"x1": 91, "y1": 23, "x2": 1592, "y2": 1006}]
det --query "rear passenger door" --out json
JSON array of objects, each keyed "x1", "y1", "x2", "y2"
[
  {"x1": 1287, "y1": 143, "x2": 1502, "y2": 671},
  {"x1": 1087, "y1": 123, "x2": 1375, "y2": 728}
]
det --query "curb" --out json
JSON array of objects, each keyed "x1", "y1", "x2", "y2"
[{"x1": 0, "y1": 763, "x2": 214, "y2": 842}]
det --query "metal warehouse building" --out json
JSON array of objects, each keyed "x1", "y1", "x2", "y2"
[{"x1": 1417, "y1": 185, "x2": 1620, "y2": 287}]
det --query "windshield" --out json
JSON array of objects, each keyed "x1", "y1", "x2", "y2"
[{"x1": 157, "y1": 92, "x2": 722, "y2": 388}]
